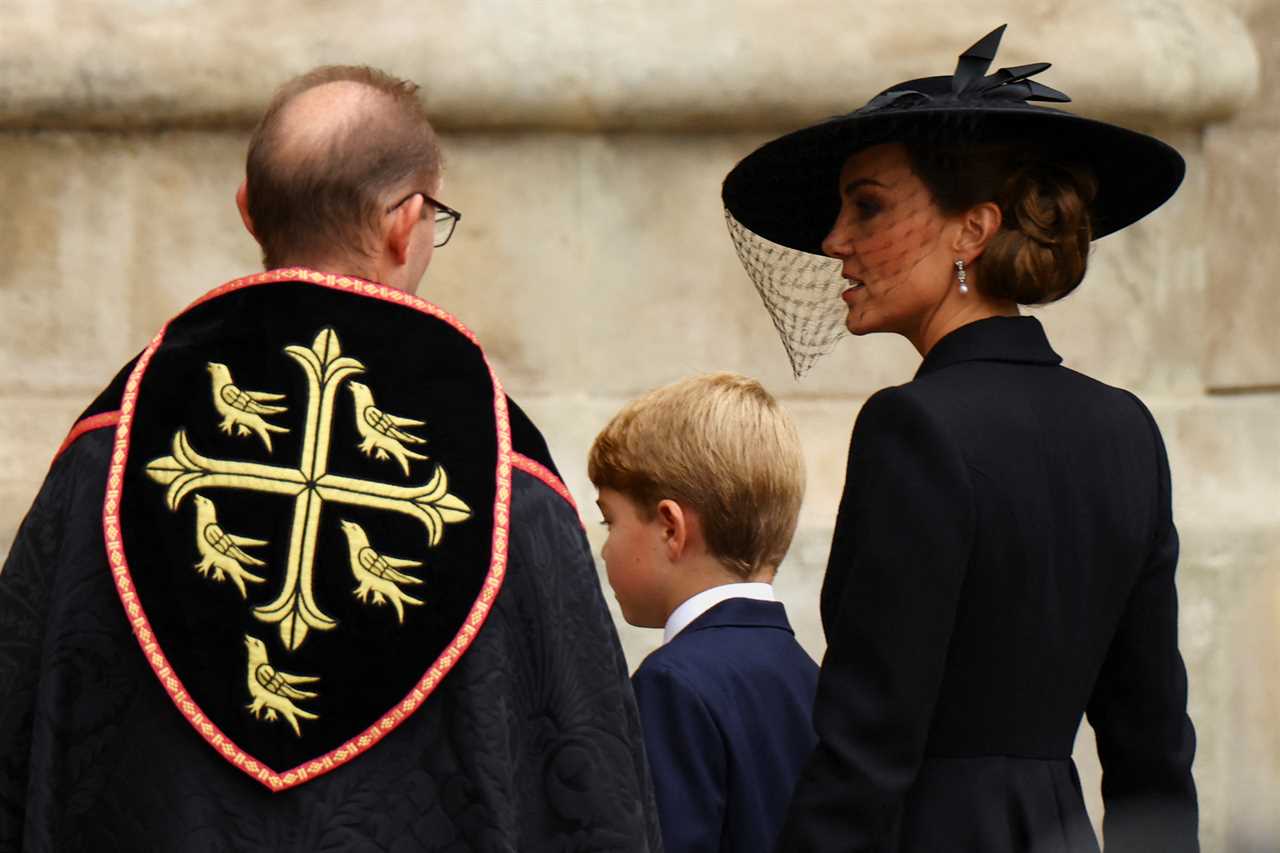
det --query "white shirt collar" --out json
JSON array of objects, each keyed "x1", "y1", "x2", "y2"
[{"x1": 662, "y1": 582, "x2": 776, "y2": 645}]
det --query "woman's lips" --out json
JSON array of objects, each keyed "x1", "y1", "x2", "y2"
[{"x1": 841, "y1": 280, "x2": 865, "y2": 302}]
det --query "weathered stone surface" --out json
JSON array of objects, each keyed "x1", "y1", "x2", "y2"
[
  {"x1": 1199, "y1": 2, "x2": 1280, "y2": 394},
  {"x1": 1203, "y1": 125, "x2": 1280, "y2": 390},
  {"x1": 0, "y1": 397, "x2": 84, "y2": 483},
  {"x1": 0, "y1": 1, "x2": 1259, "y2": 130},
  {"x1": 1156, "y1": 395, "x2": 1280, "y2": 527},
  {"x1": 0, "y1": 395, "x2": 92, "y2": 558},
  {"x1": 0, "y1": 131, "x2": 258, "y2": 398},
  {"x1": 1215, "y1": 531, "x2": 1280, "y2": 847},
  {"x1": 1234, "y1": 0, "x2": 1280, "y2": 129},
  {"x1": 1039, "y1": 128, "x2": 1209, "y2": 396}
]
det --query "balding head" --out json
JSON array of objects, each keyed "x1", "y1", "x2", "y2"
[{"x1": 244, "y1": 66, "x2": 442, "y2": 271}]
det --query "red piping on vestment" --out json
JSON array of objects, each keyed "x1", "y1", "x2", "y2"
[
  {"x1": 511, "y1": 453, "x2": 579, "y2": 515},
  {"x1": 53, "y1": 411, "x2": 121, "y2": 464}
]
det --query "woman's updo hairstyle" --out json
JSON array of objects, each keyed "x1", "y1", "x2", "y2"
[{"x1": 904, "y1": 143, "x2": 1099, "y2": 304}]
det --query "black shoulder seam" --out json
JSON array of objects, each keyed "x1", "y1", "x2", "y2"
[
  {"x1": 506, "y1": 396, "x2": 561, "y2": 479},
  {"x1": 76, "y1": 354, "x2": 141, "y2": 423},
  {"x1": 512, "y1": 454, "x2": 580, "y2": 518},
  {"x1": 52, "y1": 411, "x2": 120, "y2": 464},
  {"x1": 51, "y1": 355, "x2": 140, "y2": 464}
]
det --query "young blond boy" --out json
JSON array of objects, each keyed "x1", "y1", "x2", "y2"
[{"x1": 589, "y1": 372, "x2": 818, "y2": 853}]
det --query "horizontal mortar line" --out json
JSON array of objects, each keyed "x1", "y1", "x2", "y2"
[
  {"x1": 0, "y1": 104, "x2": 1229, "y2": 136},
  {"x1": 1205, "y1": 383, "x2": 1280, "y2": 397}
]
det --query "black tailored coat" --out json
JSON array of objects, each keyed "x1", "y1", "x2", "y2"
[{"x1": 776, "y1": 316, "x2": 1197, "y2": 853}]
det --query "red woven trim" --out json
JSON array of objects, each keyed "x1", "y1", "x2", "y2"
[
  {"x1": 102, "y1": 268, "x2": 512, "y2": 792},
  {"x1": 53, "y1": 411, "x2": 121, "y2": 464},
  {"x1": 511, "y1": 453, "x2": 579, "y2": 514},
  {"x1": 179, "y1": 267, "x2": 485, "y2": 348}
]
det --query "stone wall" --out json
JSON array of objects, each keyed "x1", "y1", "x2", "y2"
[{"x1": 1, "y1": 3, "x2": 1276, "y2": 849}]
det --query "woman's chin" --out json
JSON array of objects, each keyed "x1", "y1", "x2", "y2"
[
  {"x1": 844, "y1": 305, "x2": 901, "y2": 338},
  {"x1": 844, "y1": 310, "x2": 877, "y2": 336}
]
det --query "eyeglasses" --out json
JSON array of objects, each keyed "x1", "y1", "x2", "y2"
[{"x1": 386, "y1": 191, "x2": 462, "y2": 247}]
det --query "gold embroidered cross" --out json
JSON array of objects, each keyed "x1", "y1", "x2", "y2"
[{"x1": 146, "y1": 329, "x2": 472, "y2": 651}]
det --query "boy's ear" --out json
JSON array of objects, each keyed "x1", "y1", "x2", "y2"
[{"x1": 655, "y1": 499, "x2": 688, "y2": 561}]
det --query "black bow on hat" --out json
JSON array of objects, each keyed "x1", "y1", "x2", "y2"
[{"x1": 864, "y1": 25, "x2": 1068, "y2": 113}]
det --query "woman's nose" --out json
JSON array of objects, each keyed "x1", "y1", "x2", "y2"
[{"x1": 822, "y1": 217, "x2": 853, "y2": 259}]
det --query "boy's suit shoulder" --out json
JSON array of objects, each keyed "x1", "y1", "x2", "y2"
[
  {"x1": 631, "y1": 596, "x2": 819, "y2": 853},
  {"x1": 633, "y1": 597, "x2": 817, "y2": 714}
]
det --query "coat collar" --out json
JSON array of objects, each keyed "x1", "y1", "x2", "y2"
[
  {"x1": 679, "y1": 598, "x2": 795, "y2": 637},
  {"x1": 916, "y1": 315, "x2": 1062, "y2": 379}
]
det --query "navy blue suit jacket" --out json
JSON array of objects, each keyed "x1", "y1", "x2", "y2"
[{"x1": 632, "y1": 598, "x2": 819, "y2": 853}]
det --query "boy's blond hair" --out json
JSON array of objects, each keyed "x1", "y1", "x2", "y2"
[{"x1": 588, "y1": 372, "x2": 805, "y2": 579}]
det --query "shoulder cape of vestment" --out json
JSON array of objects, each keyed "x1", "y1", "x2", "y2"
[{"x1": 91, "y1": 267, "x2": 571, "y2": 792}]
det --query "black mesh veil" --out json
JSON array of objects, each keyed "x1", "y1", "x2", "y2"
[{"x1": 724, "y1": 209, "x2": 847, "y2": 379}]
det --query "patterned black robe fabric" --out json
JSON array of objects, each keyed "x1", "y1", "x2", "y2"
[{"x1": 0, "y1": 373, "x2": 660, "y2": 853}]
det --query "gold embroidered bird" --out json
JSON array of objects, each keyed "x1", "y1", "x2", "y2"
[
  {"x1": 244, "y1": 634, "x2": 319, "y2": 737},
  {"x1": 338, "y1": 519, "x2": 425, "y2": 623},
  {"x1": 348, "y1": 381, "x2": 428, "y2": 476},
  {"x1": 207, "y1": 361, "x2": 290, "y2": 452},
  {"x1": 193, "y1": 494, "x2": 267, "y2": 598}
]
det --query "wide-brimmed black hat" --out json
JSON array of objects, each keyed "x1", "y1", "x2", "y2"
[{"x1": 722, "y1": 25, "x2": 1186, "y2": 255}]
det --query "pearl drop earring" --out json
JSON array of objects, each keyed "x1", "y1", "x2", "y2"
[{"x1": 955, "y1": 258, "x2": 968, "y2": 294}]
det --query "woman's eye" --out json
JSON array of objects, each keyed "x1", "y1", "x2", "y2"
[{"x1": 854, "y1": 198, "x2": 882, "y2": 220}]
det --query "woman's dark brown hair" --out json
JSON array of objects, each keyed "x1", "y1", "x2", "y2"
[{"x1": 905, "y1": 143, "x2": 1099, "y2": 304}]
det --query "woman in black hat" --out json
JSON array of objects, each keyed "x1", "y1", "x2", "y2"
[{"x1": 722, "y1": 26, "x2": 1197, "y2": 853}]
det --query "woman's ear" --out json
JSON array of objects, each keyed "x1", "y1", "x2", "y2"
[
  {"x1": 655, "y1": 499, "x2": 688, "y2": 562},
  {"x1": 953, "y1": 200, "x2": 1002, "y2": 260}
]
